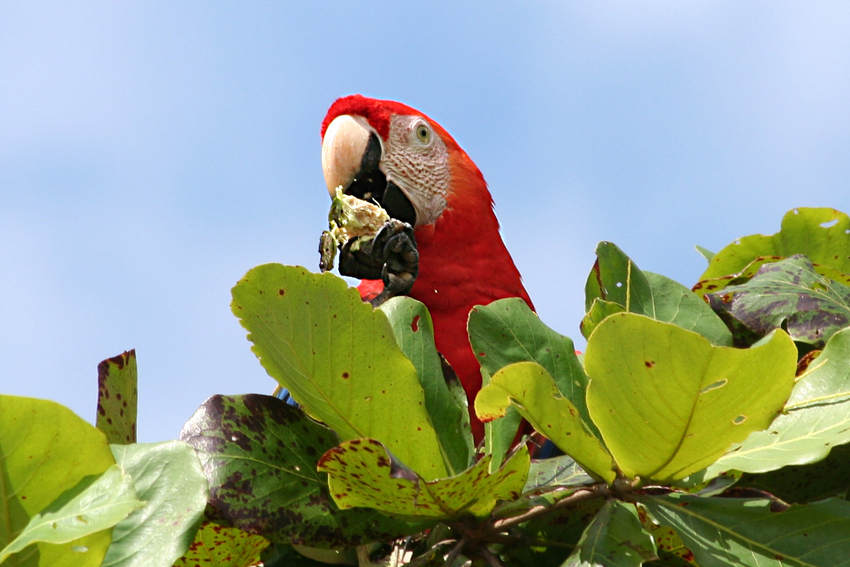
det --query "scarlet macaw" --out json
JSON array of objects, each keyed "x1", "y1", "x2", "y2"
[{"x1": 320, "y1": 95, "x2": 534, "y2": 443}]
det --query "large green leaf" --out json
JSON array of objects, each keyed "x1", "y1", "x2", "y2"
[
  {"x1": 740, "y1": 444, "x2": 850, "y2": 504},
  {"x1": 468, "y1": 298, "x2": 592, "y2": 462},
  {"x1": 101, "y1": 441, "x2": 207, "y2": 567},
  {"x1": 173, "y1": 521, "x2": 269, "y2": 567},
  {"x1": 703, "y1": 327, "x2": 850, "y2": 478},
  {"x1": 706, "y1": 255, "x2": 850, "y2": 348},
  {"x1": 475, "y1": 361, "x2": 616, "y2": 483},
  {"x1": 0, "y1": 395, "x2": 120, "y2": 567},
  {"x1": 231, "y1": 264, "x2": 445, "y2": 480},
  {"x1": 317, "y1": 438, "x2": 529, "y2": 520},
  {"x1": 379, "y1": 296, "x2": 473, "y2": 475},
  {"x1": 642, "y1": 494, "x2": 850, "y2": 567},
  {"x1": 181, "y1": 394, "x2": 422, "y2": 547},
  {"x1": 585, "y1": 313, "x2": 797, "y2": 482},
  {"x1": 698, "y1": 207, "x2": 850, "y2": 282},
  {"x1": 563, "y1": 501, "x2": 656, "y2": 567},
  {"x1": 582, "y1": 242, "x2": 732, "y2": 346},
  {"x1": 1, "y1": 465, "x2": 142, "y2": 563},
  {"x1": 96, "y1": 350, "x2": 138, "y2": 445}
]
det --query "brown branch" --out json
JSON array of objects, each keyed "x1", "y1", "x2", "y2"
[
  {"x1": 444, "y1": 535, "x2": 467, "y2": 566},
  {"x1": 493, "y1": 483, "x2": 612, "y2": 531},
  {"x1": 480, "y1": 545, "x2": 505, "y2": 567}
]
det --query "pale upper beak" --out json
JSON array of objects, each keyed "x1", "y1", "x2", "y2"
[{"x1": 321, "y1": 115, "x2": 373, "y2": 198}]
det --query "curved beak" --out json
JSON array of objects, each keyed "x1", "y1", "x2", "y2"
[
  {"x1": 320, "y1": 114, "x2": 417, "y2": 226},
  {"x1": 321, "y1": 115, "x2": 381, "y2": 198}
]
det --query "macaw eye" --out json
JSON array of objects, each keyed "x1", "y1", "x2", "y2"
[{"x1": 415, "y1": 123, "x2": 431, "y2": 143}]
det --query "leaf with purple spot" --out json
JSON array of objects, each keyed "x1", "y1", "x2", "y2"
[
  {"x1": 318, "y1": 438, "x2": 529, "y2": 520},
  {"x1": 181, "y1": 394, "x2": 425, "y2": 547}
]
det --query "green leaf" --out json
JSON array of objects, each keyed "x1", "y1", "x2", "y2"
[
  {"x1": 523, "y1": 455, "x2": 596, "y2": 495},
  {"x1": 96, "y1": 350, "x2": 138, "y2": 445},
  {"x1": 740, "y1": 443, "x2": 850, "y2": 504},
  {"x1": 706, "y1": 255, "x2": 850, "y2": 348},
  {"x1": 475, "y1": 361, "x2": 616, "y2": 483},
  {"x1": 101, "y1": 441, "x2": 207, "y2": 567},
  {"x1": 584, "y1": 241, "x2": 654, "y2": 314},
  {"x1": 1, "y1": 465, "x2": 142, "y2": 563},
  {"x1": 231, "y1": 264, "x2": 445, "y2": 480},
  {"x1": 503, "y1": 498, "x2": 605, "y2": 567},
  {"x1": 468, "y1": 298, "x2": 592, "y2": 462},
  {"x1": 698, "y1": 207, "x2": 850, "y2": 282},
  {"x1": 695, "y1": 245, "x2": 715, "y2": 263},
  {"x1": 181, "y1": 394, "x2": 422, "y2": 547},
  {"x1": 173, "y1": 521, "x2": 269, "y2": 567},
  {"x1": 582, "y1": 242, "x2": 732, "y2": 346},
  {"x1": 379, "y1": 296, "x2": 473, "y2": 475},
  {"x1": 695, "y1": 255, "x2": 850, "y2": 296},
  {"x1": 317, "y1": 438, "x2": 529, "y2": 520},
  {"x1": 585, "y1": 313, "x2": 797, "y2": 482},
  {"x1": 703, "y1": 326, "x2": 850, "y2": 478},
  {"x1": 642, "y1": 494, "x2": 850, "y2": 567},
  {"x1": 494, "y1": 454, "x2": 596, "y2": 520},
  {"x1": 260, "y1": 543, "x2": 350, "y2": 567},
  {"x1": 0, "y1": 395, "x2": 119, "y2": 567},
  {"x1": 563, "y1": 501, "x2": 656, "y2": 567},
  {"x1": 582, "y1": 298, "x2": 626, "y2": 338}
]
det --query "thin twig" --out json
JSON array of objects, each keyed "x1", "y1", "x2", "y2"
[
  {"x1": 494, "y1": 483, "x2": 611, "y2": 531},
  {"x1": 480, "y1": 545, "x2": 505, "y2": 567},
  {"x1": 444, "y1": 535, "x2": 467, "y2": 566}
]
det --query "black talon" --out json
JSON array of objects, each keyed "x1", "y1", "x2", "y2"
[{"x1": 337, "y1": 219, "x2": 419, "y2": 306}]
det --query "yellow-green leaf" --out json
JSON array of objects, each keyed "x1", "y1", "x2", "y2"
[
  {"x1": 318, "y1": 439, "x2": 529, "y2": 520},
  {"x1": 231, "y1": 264, "x2": 445, "y2": 480},
  {"x1": 585, "y1": 313, "x2": 797, "y2": 482},
  {"x1": 475, "y1": 361, "x2": 616, "y2": 483}
]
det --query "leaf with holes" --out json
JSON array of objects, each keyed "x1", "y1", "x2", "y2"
[
  {"x1": 96, "y1": 350, "x2": 138, "y2": 445},
  {"x1": 703, "y1": 326, "x2": 850, "y2": 479},
  {"x1": 379, "y1": 296, "x2": 473, "y2": 475},
  {"x1": 582, "y1": 242, "x2": 732, "y2": 345},
  {"x1": 101, "y1": 441, "x2": 208, "y2": 567},
  {"x1": 697, "y1": 207, "x2": 850, "y2": 284},
  {"x1": 231, "y1": 264, "x2": 445, "y2": 480},
  {"x1": 585, "y1": 313, "x2": 797, "y2": 482},
  {"x1": 642, "y1": 494, "x2": 850, "y2": 567},
  {"x1": 475, "y1": 361, "x2": 616, "y2": 483},
  {"x1": 706, "y1": 255, "x2": 850, "y2": 348},
  {"x1": 173, "y1": 522, "x2": 269, "y2": 567},
  {"x1": 318, "y1": 438, "x2": 529, "y2": 520},
  {"x1": 0, "y1": 395, "x2": 120, "y2": 567},
  {"x1": 563, "y1": 501, "x2": 656, "y2": 567},
  {"x1": 181, "y1": 394, "x2": 424, "y2": 547},
  {"x1": 468, "y1": 298, "x2": 592, "y2": 463}
]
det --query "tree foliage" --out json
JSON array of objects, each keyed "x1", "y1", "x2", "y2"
[{"x1": 3, "y1": 207, "x2": 850, "y2": 566}]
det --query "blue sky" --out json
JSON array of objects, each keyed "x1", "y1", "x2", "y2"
[{"x1": 3, "y1": 2, "x2": 850, "y2": 442}]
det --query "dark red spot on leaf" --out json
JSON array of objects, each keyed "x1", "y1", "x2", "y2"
[{"x1": 411, "y1": 315, "x2": 420, "y2": 332}]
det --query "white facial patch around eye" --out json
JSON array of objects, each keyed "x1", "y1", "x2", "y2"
[{"x1": 382, "y1": 115, "x2": 450, "y2": 226}]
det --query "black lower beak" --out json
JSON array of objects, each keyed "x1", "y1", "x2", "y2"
[{"x1": 344, "y1": 133, "x2": 417, "y2": 226}]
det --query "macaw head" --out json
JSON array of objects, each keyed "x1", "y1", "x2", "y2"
[{"x1": 320, "y1": 95, "x2": 493, "y2": 232}]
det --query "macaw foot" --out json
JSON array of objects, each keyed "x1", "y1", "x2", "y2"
[{"x1": 338, "y1": 219, "x2": 419, "y2": 307}]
